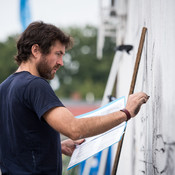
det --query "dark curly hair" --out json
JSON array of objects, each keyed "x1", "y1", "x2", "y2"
[{"x1": 15, "y1": 21, "x2": 73, "y2": 65}]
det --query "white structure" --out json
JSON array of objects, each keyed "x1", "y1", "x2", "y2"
[
  {"x1": 97, "y1": 0, "x2": 127, "y2": 59},
  {"x1": 108, "y1": 0, "x2": 175, "y2": 174}
]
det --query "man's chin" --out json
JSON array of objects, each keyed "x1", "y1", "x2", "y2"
[
  {"x1": 47, "y1": 75, "x2": 55, "y2": 80},
  {"x1": 49, "y1": 76, "x2": 55, "y2": 80},
  {"x1": 40, "y1": 73, "x2": 55, "y2": 80},
  {"x1": 49, "y1": 73, "x2": 56, "y2": 80}
]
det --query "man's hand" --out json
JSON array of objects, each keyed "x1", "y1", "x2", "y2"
[
  {"x1": 61, "y1": 138, "x2": 85, "y2": 156},
  {"x1": 126, "y1": 92, "x2": 149, "y2": 118}
]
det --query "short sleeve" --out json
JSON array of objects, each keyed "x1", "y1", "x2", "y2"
[{"x1": 24, "y1": 78, "x2": 64, "y2": 119}]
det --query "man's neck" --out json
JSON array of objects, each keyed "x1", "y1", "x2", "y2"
[{"x1": 16, "y1": 61, "x2": 40, "y2": 77}]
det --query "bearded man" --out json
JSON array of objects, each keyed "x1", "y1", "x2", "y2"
[{"x1": 0, "y1": 21, "x2": 149, "y2": 175}]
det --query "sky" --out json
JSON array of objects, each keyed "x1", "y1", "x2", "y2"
[{"x1": 0, "y1": 0, "x2": 99, "y2": 42}]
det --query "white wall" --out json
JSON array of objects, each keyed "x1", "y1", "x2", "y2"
[{"x1": 115, "y1": 0, "x2": 175, "y2": 174}]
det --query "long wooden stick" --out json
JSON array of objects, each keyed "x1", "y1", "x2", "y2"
[{"x1": 111, "y1": 27, "x2": 147, "y2": 175}]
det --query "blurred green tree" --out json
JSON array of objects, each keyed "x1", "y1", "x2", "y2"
[
  {"x1": 0, "y1": 36, "x2": 18, "y2": 83},
  {"x1": 55, "y1": 25, "x2": 115, "y2": 100}
]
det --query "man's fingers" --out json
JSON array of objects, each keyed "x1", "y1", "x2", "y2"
[
  {"x1": 141, "y1": 96, "x2": 148, "y2": 104},
  {"x1": 136, "y1": 92, "x2": 149, "y2": 99},
  {"x1": 134, "y1": 92, "x2": 150, "y2": 102},
  {"x1": 74, "y1": 139, "x2": 85, "y2": 145},
  {"x1": 126, "y1": 92, "x2": 149, "y2": 118}
]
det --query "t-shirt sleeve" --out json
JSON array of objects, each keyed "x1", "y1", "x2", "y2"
[{"x1": 24, "y1": 78, "x2": 64, "y2": 119}]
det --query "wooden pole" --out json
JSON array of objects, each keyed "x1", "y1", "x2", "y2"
[{"x1": 111, "y1": 27, "x2": 147, "y2": 175}]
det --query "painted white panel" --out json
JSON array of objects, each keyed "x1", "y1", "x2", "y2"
[{"x1": 115, "y1": 0, "x2": 175, "y2": 174}]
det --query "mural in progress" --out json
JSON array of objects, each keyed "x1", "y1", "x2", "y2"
[{"x1": 115, "y1": 0, "x2": 175, "y2": 174}]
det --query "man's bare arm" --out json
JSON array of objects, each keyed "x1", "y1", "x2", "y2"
[
  {"x1": 43, "y1": 92, "x2": 149, "y2": 140},
  {"x1": 44, "y1": 106, "x2": 127, "y2": 140}
]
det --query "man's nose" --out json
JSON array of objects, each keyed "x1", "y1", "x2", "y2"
[{"x1": 57, "y1": 58, "x2": 64, "y2": 66}]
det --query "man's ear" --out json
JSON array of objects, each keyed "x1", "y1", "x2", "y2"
[{"x1": 31, "y1": 44, "x2": 41, "y2": 58}]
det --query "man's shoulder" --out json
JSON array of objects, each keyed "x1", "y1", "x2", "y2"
[
  {"x1": 0, "y1": 71, "x2": 49, "y2": 92},
  {"x1": 15, "y1": 71, "x2": 49, "y2": 87}
]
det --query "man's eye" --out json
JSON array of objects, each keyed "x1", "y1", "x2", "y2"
[
  {"x1": 56, "y1": 53, "x2": 61, "y2": 56},
  {"x1": 56, "y1": 52, "x2": 65, "y2": 56}
]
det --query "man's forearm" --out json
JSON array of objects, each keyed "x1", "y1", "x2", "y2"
[
  {"x1": 44, "y1": 106, "x2": 127, "y2": 140},
  {"x1": 69, "y1": 111, "x2": 127, "y2": 140}
]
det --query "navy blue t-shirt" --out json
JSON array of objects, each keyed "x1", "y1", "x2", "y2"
[{"x1": 0, "y1": 71, "x2": 64, "y2": 175}]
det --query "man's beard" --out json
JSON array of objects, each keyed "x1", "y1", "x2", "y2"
[{"x1": 36, "y1": 55, "x2": 55, "y2": 80}]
